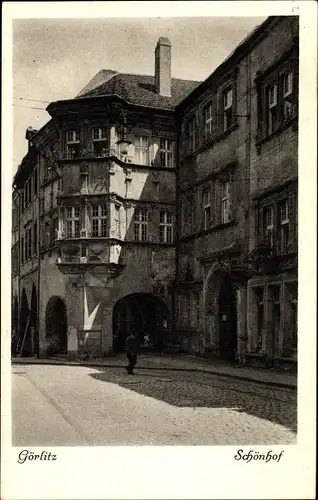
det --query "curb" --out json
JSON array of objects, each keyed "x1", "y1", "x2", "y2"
[{"x1": 11, "y1": 358, "x2": 296, "y2": 390}]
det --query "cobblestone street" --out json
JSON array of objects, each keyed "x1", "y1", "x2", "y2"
[
  {"x1": 90, "y1": 367, "x2": 297, "y2": 434},
  {"x1": 12, "y1": 364, "x2": 296, "y2": 446}
]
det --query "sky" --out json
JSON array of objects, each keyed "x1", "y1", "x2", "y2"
[{"x1": 13, "y1": 16, "x2": 266, "y2": 173}]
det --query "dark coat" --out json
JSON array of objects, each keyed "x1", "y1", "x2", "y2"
[{"x1": 126, "y1": 335, "x2": 138, "y2": 354}]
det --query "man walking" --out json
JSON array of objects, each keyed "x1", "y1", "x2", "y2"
[{"x1": 125, "y1": 332, "x2": 138, "y2": 375}]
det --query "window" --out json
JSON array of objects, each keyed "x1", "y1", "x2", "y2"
[
  {"x1": 134, "y1": 208, "x2": 148, "y2": 242},
  {"x1": 91, "y1": 204, "x2": 107, "y2": 237},
  {"x1": 160, "y1": 211, "x2": 173, "y2": 243},
  {"x1": 255, "y1": 288, "x2": 264, "y2": 351},
  {"x1": 267, "y1": 83, "x2": 278, "y2": 135},
  {"x1": 258, "y1": 53, "x2": 298, "y2": 141},
  {"x1": 283, "y1": 71, "x2": 294, "y2": 122},
  {"x1": 221, "y1": 180, "x2": 231, "y2": 223},
  {"x1": 160, "y1": 139, "x2": 173, "y2": 167},
  {"x1": 92, "y1": 126, "x2": 108, "y2": 157},
  {"x1": 33, "y1": 221, "x2": 37, "y2": 255},
  {"x1": 115, "y1": 206, "x2": 121, "y2": 239},
  {"x1": 135, "y1": 137, "x2": 149, "y2": 165},
  {"x1": 66, "y1": 130, "x2": 80, "y2": 159},
  {"x1": 263, "y1": 206, "x2": 274, "y2": 252},
  {"x1": 204, "y1": 102, "x2": 213, "y2": 141},
  {"x1": 223, "y1": 88, "x2": 233, "y2": 131},
  {"x1": 279, "y1": 199, "x2": 289, "y2": 254},
  {"x1": 33, "y1": 168, "x2": 38, "y2": 196},
  {"x1": 203, "y1": 188, "x2": 211, "y2": 230},
  {"x1": 187, "y1": 115, "x2": 196, "y2": 154},
  {"x1": 66, "y1": 206, "x2": 80, "y2": 238}
]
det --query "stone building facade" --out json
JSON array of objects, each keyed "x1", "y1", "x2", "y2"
[
  {"x1": 174, "y1": 15, "x2": 298, "y2": 368},
  {"x1": 12, "y1": 18, "x2": 298, "y2": 368},
  {"x1": 12, "y1": 37, "x2": 199, "y2": 357}
]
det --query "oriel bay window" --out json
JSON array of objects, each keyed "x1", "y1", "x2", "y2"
[
  {"x1": 66, "y1": 130, "x2": 80, "y2": 159},
  {"x1": 92, "y1": 126, "x2": 108, "y2": 157},
  {"x1": 66, "y1": 206, "x2": 80, "y2": 238},
  {"x1": 134, "y1": 208, "x2": 148, "y2": 242},
  {"x1": 159, "y1": 139, "x2": 173, "y2": 167},
  {"x1": 160, "y1": 211, "x2": 173, "y2": 243},
  {"x1": 91, "y1": 204, "x2": 107, "y2": 237}
]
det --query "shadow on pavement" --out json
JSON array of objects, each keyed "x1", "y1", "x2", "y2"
[{"x1": 88, "y1": 368, "x2": 297, "y2": 433}]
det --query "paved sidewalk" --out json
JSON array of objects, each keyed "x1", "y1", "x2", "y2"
[{"x1": 12, "y1": 353, "x2": 297, "y2": 389}]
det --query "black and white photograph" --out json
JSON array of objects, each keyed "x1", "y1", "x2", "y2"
[{"x1": 2, "y1": 2, "x2": 316, "y2": 499}]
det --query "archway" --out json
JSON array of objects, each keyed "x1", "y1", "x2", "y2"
[
  {"x1": 19, "y1": 288, "x2": 31, "y2": 356},
  {"x1": 113, "y1": 293, "x2": 169, "y2": 353},
  {"x1": 30, "y1": 284, "x2": 39, "y2": 357},
  {"x1": 12, "y1": 296, "x2": 19, "y2": 356},
  {"x1": 205, "y1": 269, "x2": 237, "y2": 361},
  {"x1": 12, "y1": 296, "x2": 19, "y2": 334},
  {"x1": 45, "y1": 296, "x2": 67, "y2": 355}
]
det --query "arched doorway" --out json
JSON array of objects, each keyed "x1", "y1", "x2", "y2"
[
  {"x1": 30, "y1": 284, "x2": 39, "y2": 357},
  {"x1": 19, "y1": 288, "x2": 31, "y2": 356},
  {"x1": 12, "y1": 296, "x2": 19, "y2": 356},
  {"x1": 113, "y1": 293, "x2": 169, "y2": 353},
  {"x1": 205, "y1": 269, "x2": 237, "y2": 361},
  {"x1": 218, "y1": 275, "x2": 237, "y2": 360},
  {"x1": 12, "y1": 296, "x2": 19, "y2": 334},
  {"x1": 45, "y1": 296, "x2": 67, "y2": 355}
]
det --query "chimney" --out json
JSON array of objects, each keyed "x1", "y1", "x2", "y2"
[{"x1": 154, "y1": 37, "x2": 171, "y2": 97}]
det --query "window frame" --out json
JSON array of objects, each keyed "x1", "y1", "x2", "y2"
[
  {"x1": 222, "y1": 87, "x2": 233, "y2": 131},
  {"x1": 279, "y1": 198, "x2": 290, "y2": 255},
  {"x1": 66, "y1": 129, "x2": 81, "y2": 159},
  {"x1": 203, "y1": 101, "x2": 214, "y2": 141},
  {"x1": 257, "y1": 47, "x2": 298, "y2": 142},
  {"x1": 91, "y1": 204, "x2": 107, "y2": 237},
  {"x1": 135, "y1": 136, "x2": 149, "y2": 165},
  {"x1": 220, "y1": 180, "x2": 231, "y2": 224},
  {"x1": 159, "y1": 211, "x2": 173, "y2": 243},
  {"x1": 187, "y1": 115, "x2": 197, "y2": 155},
  {"x1": 92, "y1": 126, "x2": 108, "y2": 157},
  {"x1": 134, "y1": 208, "x2": 148, "y2": 242},
  {"x1": 202, "y1": 187, "x2": 211, "y2": 230},
  {"x1": 159, "y1": 139, "x2": 173, "y2": 168},
  {"x1": 66, "y1": 206, "x2": 81, "y2": 238}
]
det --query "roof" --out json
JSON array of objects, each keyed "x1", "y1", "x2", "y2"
[
  {"x1": 176, "y1": 16, "x2": 279, "y2": 111},
  {"x1": 76, "y1": 72, "x2": 201, "y2": 110}
]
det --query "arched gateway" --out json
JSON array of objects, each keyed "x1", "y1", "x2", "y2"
[
  {"x1": 113, "y1": 293, "x2": 169, "y2": 353},
  {"x1": 204, "y1": 266, "x2": 237, "y2": 361},
  {"x1": 45, "y1": 296, "x2": 67, "y2": 354}
]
